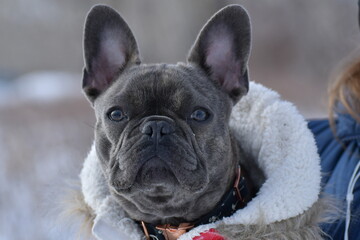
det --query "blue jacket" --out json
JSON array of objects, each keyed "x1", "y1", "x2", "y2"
[{"x1": 308, "y1": 113, "x2": 360, "y2": 240}]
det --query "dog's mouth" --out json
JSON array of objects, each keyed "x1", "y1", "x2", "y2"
[
  {"x1": 136, "y1": 157, "x2": 177, "y2": 186},
  {"x1": 109, "y1": 137, "x2": 208, "y2": 193}
]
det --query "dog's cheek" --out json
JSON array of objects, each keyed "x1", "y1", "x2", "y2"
[
  {"x1": 94, "y1": 121, "x2": 118, "y2": 168},
  {"x1": 203, "y1": 126, "x2": 235, "y2": 181},
  {"x1": 95, "y1": 129, "x2": 112, "y2": 164},
  {"x1": 96, "y1": 116, "x2": 125, "y2": 145}
]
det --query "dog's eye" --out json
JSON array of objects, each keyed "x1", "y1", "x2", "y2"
[
  {"x1": 108, "y1": 109, "x2": 126, "y2": 122},
  {"x1": 191, "y1": 109, "x2": 209, "y2": 122}
]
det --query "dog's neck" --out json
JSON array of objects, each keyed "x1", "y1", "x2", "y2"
[{"x1": 140, "y1": 166, "x2": 249, "y2": 240}]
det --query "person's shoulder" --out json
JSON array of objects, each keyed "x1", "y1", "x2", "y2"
[
  {"x1": 307, "y1": 118, "x2": 341, "y2": 156},
  {"x1": 307, "y1": 118, "x2": 335, "y2": 146},
  {"x1": 307, "y1": 118, "x2": 331, "y2": 135}
]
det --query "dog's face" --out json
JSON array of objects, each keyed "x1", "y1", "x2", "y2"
[{"x1": 82, "y1": 5, "x2": 251, "y2": 224}]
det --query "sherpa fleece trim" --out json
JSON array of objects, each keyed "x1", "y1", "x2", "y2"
[{"x1": 80, "y1": 81, "x2": 321, "y2": 240}]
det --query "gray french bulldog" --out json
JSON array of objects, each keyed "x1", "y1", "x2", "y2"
[{"x1": 82, "y1": 4, "x2": 264, "y2": 226}]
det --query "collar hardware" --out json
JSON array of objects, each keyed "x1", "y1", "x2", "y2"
[{"x1": 234, "y1": 166, "x2": 244, "y2": 202}]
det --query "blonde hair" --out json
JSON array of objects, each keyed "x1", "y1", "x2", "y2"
[{"x1": 329, "y1": 55, "x2": 360, "y2": 131}]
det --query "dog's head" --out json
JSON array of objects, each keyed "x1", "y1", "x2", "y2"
[{"x1": 82, "y1": 5, "x2": 251, "y2": 224}]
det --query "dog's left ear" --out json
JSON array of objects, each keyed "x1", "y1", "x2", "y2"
[
  {"x1": 188, "y1": 5, "x2": 251, "y2": 103},
  {"x1": 82, "y1": 5, "x2": 141, "y2": 103}
]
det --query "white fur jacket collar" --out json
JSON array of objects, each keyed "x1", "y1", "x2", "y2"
[{"x1": 80, "y1": 82, "x2": 322, "y2": 240}]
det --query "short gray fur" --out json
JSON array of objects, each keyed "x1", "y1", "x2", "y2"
[{"x1": 82, "y1": 4, "x2": 263, "y2": 225}]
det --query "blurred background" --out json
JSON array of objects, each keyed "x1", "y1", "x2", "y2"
[{"x1": 0, "y1": 0, "x2": 359, "y2": 239}]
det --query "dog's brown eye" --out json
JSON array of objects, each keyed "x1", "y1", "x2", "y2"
[
  {"x1": 108, "y1": 109, "x2": 126, "y2": 122},
  {"x1": 191, "y1": 109, "x2": 209, "y2": 122}
]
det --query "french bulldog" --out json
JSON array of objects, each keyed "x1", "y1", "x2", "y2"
[{"x1": 82, "y1": 4, "x2": 264, "y2": 228}]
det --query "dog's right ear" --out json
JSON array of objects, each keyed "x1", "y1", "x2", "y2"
[{"x1": 82, "y1": 5, "x2": 140, "y2": 103}]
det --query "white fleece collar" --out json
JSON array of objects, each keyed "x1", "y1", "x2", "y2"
[{"x1": 80, "y1": 81, "x2": 321, "y2": 240}]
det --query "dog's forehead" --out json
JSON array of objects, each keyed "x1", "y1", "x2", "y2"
[
  {"x1": 103, "y1": 64, "x2": 215, "y2": 111},
  {"x1": 128, "y1": 65, "x2": 187, "y2": 108}
]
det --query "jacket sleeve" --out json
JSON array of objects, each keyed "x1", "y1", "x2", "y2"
[{"x1": 308, "y1": 119, "x2": 360, "y2": 240}]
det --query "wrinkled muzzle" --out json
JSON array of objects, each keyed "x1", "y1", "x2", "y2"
[{"x1": 109, "y1": 115, "x2": 209, "y2": 192}]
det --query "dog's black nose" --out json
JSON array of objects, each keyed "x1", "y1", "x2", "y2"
[{"x1": 140, "y1": 116, "x2": 175, "y2": 139}]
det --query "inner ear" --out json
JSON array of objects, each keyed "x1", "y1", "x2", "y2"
[
  {"x1": 188, "y1": 5, "x2": 251, "y2": 103},
  {"x1": 82, "y1": 5, "x2": 141, "y2": 104},
  {"x1": 85, "y1": 28, "x2": 127, "y2": 93},
  {"x1": 96, "y1": 29, "x2": 127, "y2": 78},
  {"x1": 205, "y1": 25, "x2": 246, "y2": 97}
]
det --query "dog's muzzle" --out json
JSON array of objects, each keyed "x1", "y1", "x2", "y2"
[{"x1": 140, "y1": 115, "x2": 176, "y2": 144}]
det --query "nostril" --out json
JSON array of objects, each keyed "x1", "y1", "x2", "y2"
[
  {"x1": 140, "y1": 118, "x2": 176, "y2": 138},
  {"x1": 141, "y1": 122, "x2": 154, "y2": 136},
  {"x1": 161, "y1": 126, "x2": 168, "y2": 135},
  {"x1": 160, "y1": 122, "x2": 175, "y2": 135},
  {"x1": 144, "y1": 127, "x2": 153, "y2": 136}
]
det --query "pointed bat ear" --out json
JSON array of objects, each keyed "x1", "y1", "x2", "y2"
[
  {"x1": 188, "y1": 5, "x2": 251, "y2": 103},
  {"x1": 82, "y1": 5, "x2": 141, "y2": 103}
]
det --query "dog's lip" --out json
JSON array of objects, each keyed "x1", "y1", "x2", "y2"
[
  {"x1": 136, "y1": 156, "x2": 178, "y2": 184},
  {"x1": 143, "y1": 190, "x2": 173, "y2": 199},
  {"x1": 139, "y1": 155, "x2": 170, "y2": 171},
  {"x1": 135, "y1": 153, "x2": 208, "y2": 191},
  {"x1": 144, "y1": 195, "x2": 173, "y2": 204},
  {"x1": 143, "y1": 191, "x2": 172, "y2": 197},
  {"x1": 110, "y1": 155, "x2": 177, "y2": 192}
]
